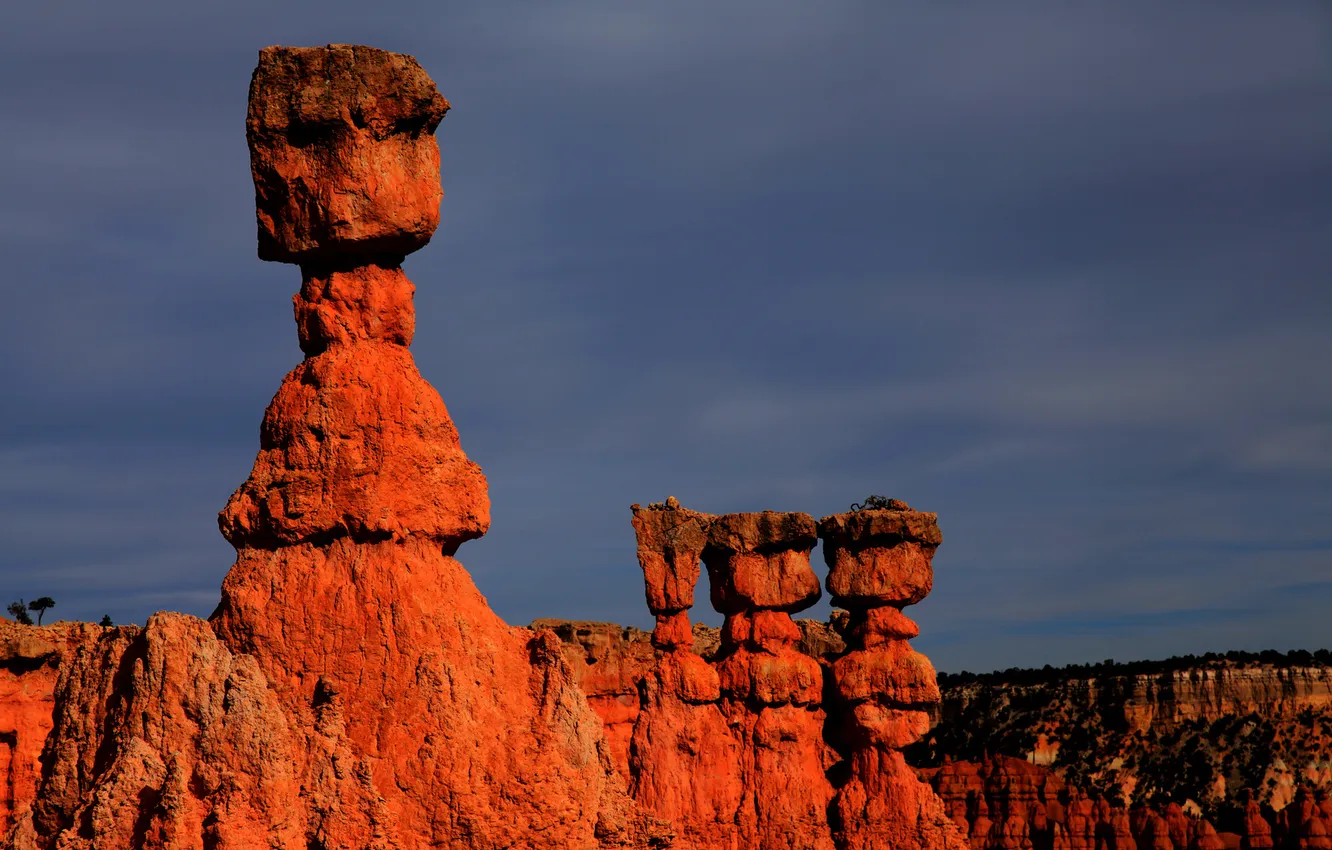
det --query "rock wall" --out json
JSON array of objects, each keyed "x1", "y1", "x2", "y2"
[
  {"x1": 1118, "y1": 668, "x2": 1332, "y2": 730},
  {"x1": 920, "y1": 756, "x2": 1332, "y2": 850},
  {"x1": 0, "y1": 623, "x2": 101, "y2": 835},
  {"x1": 919, "y1": 664, "x2": 1332, "y2": 815}
]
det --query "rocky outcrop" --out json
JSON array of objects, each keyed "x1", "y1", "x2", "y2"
[
  {"x1": 543, "y1": 501, "x2": 965, "y2": 850},
  {"x1": 1120, "y1": 668, "x2": 1332, "y2": 731},
  {"x1": 0, "y1": 622, "x2": 102, "y2": 835},
  {"x1": 819, "y1": 505, "x2": 958, "y2": 850},
  {"x1": 4, "y1": 44, "x2": 667, "y2": 850},
  {"x1": 529, "y1": 619, "x2": 658, "y2": 782},
  {"x1": 923, "y1": 756, "x2": 1214, "y2": 850},
  {"x1": 532, "y1": 616, "x2": 845, "y2": 786},
  {"x1": 701, "y1": 510, "x2": 834, "y2": 850}
]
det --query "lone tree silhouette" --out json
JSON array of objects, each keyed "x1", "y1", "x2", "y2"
[
  {"x1": 28, "y1": 597, "x2": 55, "y2": 626},
  {"x1": 849, "y1": 494, "x2": 910, "y2": 512},
  {"x1": 100, "y1": 615, "x2": 114, "y2": 628},
  {"x1": 7, "y1": 600, "x2": 34, "y2": 626}
]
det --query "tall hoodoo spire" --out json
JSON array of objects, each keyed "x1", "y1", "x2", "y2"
[
  {"x1": 220, "y1": 45, "x2": 489, "y2": 553},
  {"x1": 208, "y1": 44, "x2": 663, "y2": 847}
]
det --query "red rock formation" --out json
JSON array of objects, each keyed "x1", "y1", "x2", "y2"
[
  {"x1": 1140, "y1": 812, "x2": 1174, "y2": 850},
  {"x1": 0, "y1": 622, "x2": 100, "y2": 835},
  {"x1": 1108, "y1": 810, "x2": 1140, "y2": 850},
  {"x1": 624, "y1": 502, "x2": 740, "y2": 848},
  {"x1": 1242, "y1": 794, "x2": 1276, "y2": 850},
  {"x1": 1299, "y1": 814, "x2": 1332, "y2": 850},
  {"x1": 973, "y1": 796, "x2": 999, "y2": 850},
  {"x1": 1163, "y1": 804, "x2": 1193, "y2": 850},
  {"x1": 586, "y1": 501, "x2": 964, "y2": 850},
  {"x1": 5, "y1": 44, "x2": 667, "y2": 850},
  {"x1": 625, "y1": 505, "x2": 837, "y2": 849},
  {"x1": 1066, "y1": 791, "x2": 1099, "y2": 850},
  {"x1": 1191, "y1": 819, "x2": 1227, "y2": 850},
  {"x1": 246, "y1": 45, "x2": 449, "y2": 264},
  {"x1": 921, "y1": 757, "x2": 1242, "y2": 850},
  {"x1": 530, "y1": 619, "x2": 657, "y2": 782},
  {"x1": 820, "y1": 505, "x2": 960, "y2": 850},
  {"x1": 1278, "y1": 788, "x2": 1332, "y2": 850},
  {"x1": 931, "y1": 662, "x2": 1332, "y2": 813},
  {"x1": 704, "y1": 511, "x2": 835, "y2": 850}
]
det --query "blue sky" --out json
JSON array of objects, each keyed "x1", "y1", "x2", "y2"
[{"x1": 1, "y1": 2, "x2": 1329, "y2": 673}]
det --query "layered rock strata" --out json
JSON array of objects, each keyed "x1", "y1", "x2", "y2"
[
  {"x1": 923, "y1": 756, "x2": 1332, "y2": 850},
  {"x1": 4, "y1": 44, "x2": 666, "y2": 850},
  {"x1": 703, "y1": 511, "x2": 835, "y2": 850},
  {"x1": 615, "y1": 501, "x2": 964, "y2": 850},
  {"x1": 819, "y1": 505, "x2": 959, "y2": 850},
  {"x1": 921, "y1": 660, "x2": 1332, "y2": 815},
  {"x1": 625, "y1": 503, "x2": 740, "y2": 848}
]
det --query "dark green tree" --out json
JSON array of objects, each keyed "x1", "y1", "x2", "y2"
[
  {"x1": 100, "y1": 614, "x2": 114, "y2": 628},
  {"x1": 7, "y1": 600, "x2": 34, "y2": 625},
  {"x1": 28, "y1": 597, "x2": 55, "y2": 626}
]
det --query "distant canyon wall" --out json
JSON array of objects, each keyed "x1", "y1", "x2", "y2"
[{"x1": 919, "y1": 664, "x2": 1332, "y2": 814}]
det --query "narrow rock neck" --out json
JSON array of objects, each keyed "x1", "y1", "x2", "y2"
[{"x1": 295, "y1": 260, "x2": 415, "y2": 356}]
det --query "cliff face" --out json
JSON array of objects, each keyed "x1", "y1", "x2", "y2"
[
  {"x1": 916, "y1": 663, "x2": 1332, "y2": 817},
  {"x1": 1117, "y1": 667, "x2": 1332, "y2": 730},
  {"x1": 0, "y1": 623, "x2": 103, "y2": 836},
  {"x1": 919, "y1": 755, "x2": 1332, "y2": 850}
]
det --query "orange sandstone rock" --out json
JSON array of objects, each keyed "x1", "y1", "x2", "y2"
[
  {"x1": 1162, "y1": 804, "x2": 1192, "y2": 850},
  {"x1": 1191, "y1": 820, "x2": 1227, "y2": 850},
  {"x1": 705, "y1": 511, "x2": 837, "y2": 849},
  {"x1": 820, "y1": 504, "x2": 964, "y2": 850},
  {"x1": 247, "y1": 44, "x2": 450, "y2": 263},
  {"x1": 530, "y1": 619, "x2": 657, "y2": 781},
  {"x1": 820, "y1": 506, "x2": 941, "y2": 608},
  {"x1": 630, "y1": 502, "x2": 713, "y2": 617},
  {"x1": 704, "y1": 512, "x2": 820, "y2": 614},
  {"x1": 1242, "y1": 794, "x2": 1276, "y2": 850},
  {"x1": 0, "y1": 622, "x2": 101, "y2": 836},
  {"x1": 7, "y1": 44, "x2": 668, "y2": 850},
  {"x1": 218, "y1": 265, "x2": 490, "y2": 549}
]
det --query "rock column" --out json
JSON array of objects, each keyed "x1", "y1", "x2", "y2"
[
  {"x1": 207, "y1": 44, "x2": 666, "y2": 849},
  {"x1": 703, "y1": 511, "x2": 835, "y2": 850},
  {"x1": 819, "y1": 502, "x2": 959, "y2": 850},
  {"x1": 1242, "y1": 794, "x2": 1276, "y2": 850},
  {"x1": 626, "y1": 501, "x2": 741, "y2": 848}
]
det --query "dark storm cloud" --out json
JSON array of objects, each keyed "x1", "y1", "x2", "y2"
[{"x1": 1, "y1": 1, "x2": 1329, "y2": 671}]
